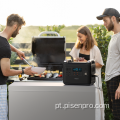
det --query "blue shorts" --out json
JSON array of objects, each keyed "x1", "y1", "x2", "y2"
[{"x1": 0, "y1": 84, "x2": 8, "y2": 120}]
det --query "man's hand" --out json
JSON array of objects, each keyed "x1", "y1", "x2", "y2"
[
  {"x1": 24, "y1": 66, "x2": 38, "y2": 75},
  {"x1": 115, "y1": 83, "x2": 120, "y2": 100},
  {"x1": 16, "y1": 49, "x2": 25, "y2": 60}
]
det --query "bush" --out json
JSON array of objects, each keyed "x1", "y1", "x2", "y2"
[
  {"x1": 91, "y1": 25, "x2": 113, "y2": 120},
  {"x1": 39, "y1": 25, "x2": 65, "y2": 36},
  {"x1": 0, "y1": 24, "x2": 5, "y2": 32}
]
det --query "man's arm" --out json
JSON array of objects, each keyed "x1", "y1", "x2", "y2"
[
  {"x1": 1, "y1": 58, "x2": 22, "y2": 76},
  {"x1": 9, "y1": 44, "x2": 25, "y2": 59},
  {"x1": 1, "y1": 58, "x2": 37, "y2": 76}
]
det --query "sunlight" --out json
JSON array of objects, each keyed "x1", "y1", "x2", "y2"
[{"x1": 0, "y1": 0, "x2": 120, "y2": 26}]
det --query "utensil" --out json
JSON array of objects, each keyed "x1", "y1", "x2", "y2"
[{"x1": 22, "y1": 57, "x2": 34, "y2": 67}]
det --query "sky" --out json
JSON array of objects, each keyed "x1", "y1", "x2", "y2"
[{"x1": 0, "y1": 0, "x2": 120, "y2": 26}]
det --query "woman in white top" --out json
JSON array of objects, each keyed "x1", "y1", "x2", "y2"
[{"x1": 69, "y1": 26, "x2": 105, "y2": 120}]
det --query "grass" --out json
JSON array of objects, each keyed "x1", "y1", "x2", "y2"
[{"x1": 60, "y1": 29, "x2": 77, "y2": 43}]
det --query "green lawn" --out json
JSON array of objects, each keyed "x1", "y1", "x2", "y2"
[{"x1": 60, "y1": 29, "x2": 77, "y2": 43}]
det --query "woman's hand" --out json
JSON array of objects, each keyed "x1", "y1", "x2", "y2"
[
  {"x1": 83, "y1": 59, "x2": 87, "y2": 62},
  {"x1": 78, "y1": 57, "x2": 87, "y2": 62},
  {"x1": 74, "y1": 58, "x2": 87, "y2": 62},
  {"x1": 95, "y1": 62, "x2": 102, "y2": 68}
]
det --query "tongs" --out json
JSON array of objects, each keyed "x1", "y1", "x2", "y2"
[{"x1": 22, "y1": 57, "x2": 34, "y2": 67}]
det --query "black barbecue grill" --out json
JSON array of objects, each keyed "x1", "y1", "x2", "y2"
[{"x1": 27, "y1": 31, "x2": 65, "y2": 80}]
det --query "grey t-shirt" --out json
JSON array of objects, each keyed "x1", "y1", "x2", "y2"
[{"x1": 105, "y1": 32, "x2": 120, "y2": 81}]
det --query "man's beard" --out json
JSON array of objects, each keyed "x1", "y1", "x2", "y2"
[
  {"x1": 107, "y1": 19, "x2": 114, "y2": 31},
  {"x1": 11, "y1": 28, "x2": 18, "y2": 38}
]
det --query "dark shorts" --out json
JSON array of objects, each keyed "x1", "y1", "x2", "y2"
[{"x1": 106, "y1": 75, "x2": 120, "y2": 120}]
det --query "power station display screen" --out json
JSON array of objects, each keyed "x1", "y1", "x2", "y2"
[{"x1": 73, "y1": 68, "x2": 82, "y2": 72}]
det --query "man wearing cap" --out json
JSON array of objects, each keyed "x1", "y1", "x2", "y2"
[{"x1": 97, "y1": 8, "x2": 120, "y2": 120}]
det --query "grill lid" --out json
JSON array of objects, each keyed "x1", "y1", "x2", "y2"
[{"x1": 32, "y1": 36, "x2": 65, "y2": 71}]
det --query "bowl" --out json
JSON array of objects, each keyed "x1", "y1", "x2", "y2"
[{"x1": 31, "y1": 67, "x2": 46, "y2": 74}]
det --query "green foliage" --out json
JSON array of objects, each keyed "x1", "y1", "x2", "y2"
[
  {"x1": 10, "y1": 52, "x2": 17, "y2": 65},
  {"x1": 91, "y1": 25, "x2": 113, "y2": 120},
  {"x1": 39, "y1": 25, "x2": 65, "y2": 36},
  {"x1": 91, "y1": 25, "x2": 112, "y2": 79},
  {"x1": 0, "y1": 24, "x2": 5, "y2": 32},
  {"x1": 39, "y1": 26, "x2": 45, "y2": 32},
  {"x1": 8, "y1": 38, "x2": 17, "y2": 65}
]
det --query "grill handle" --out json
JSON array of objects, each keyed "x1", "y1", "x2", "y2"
[{"x1": 38, "y1": 31, "x2": 60, "y2": 36}]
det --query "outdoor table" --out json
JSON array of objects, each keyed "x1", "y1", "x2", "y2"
[{"x1": 8, "y1": 80, "x2": 100, "y2": 120}]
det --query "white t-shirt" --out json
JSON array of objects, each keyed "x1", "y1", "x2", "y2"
[{"x1": 105, "y1": 32, "x2": 120, "y2": 81}]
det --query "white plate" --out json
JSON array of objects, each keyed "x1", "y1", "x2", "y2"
[{"x1": 31, "y1": 67, "x2": 46, "y2": 74}]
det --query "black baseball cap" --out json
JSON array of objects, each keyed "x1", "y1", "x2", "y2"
[{"x1": 96, "y1": 8, "x2": 120, "y2": 21}]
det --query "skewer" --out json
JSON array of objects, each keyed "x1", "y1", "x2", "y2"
[{"x1": 22, "y1": 57, "x2": 34, "y2": 67}]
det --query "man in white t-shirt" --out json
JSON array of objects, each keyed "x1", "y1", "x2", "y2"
[{"x1": 97, "y1": 8, "x2": 120, "y2": 120}]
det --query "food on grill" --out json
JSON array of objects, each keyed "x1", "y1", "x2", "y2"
[
  {"x1": 58, "y1": 74, "x2": 62, "y2": 77},
  {"x1": 53, "y1": 73, "x2": 58, "y2": 78},
  {"x1": 33, "y1": 71, "x2": 62, "y2": 79}
]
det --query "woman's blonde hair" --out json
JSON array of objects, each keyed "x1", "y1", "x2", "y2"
[{"x1": 75, "y1": 26, "x2": 97, "y2": 50}]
